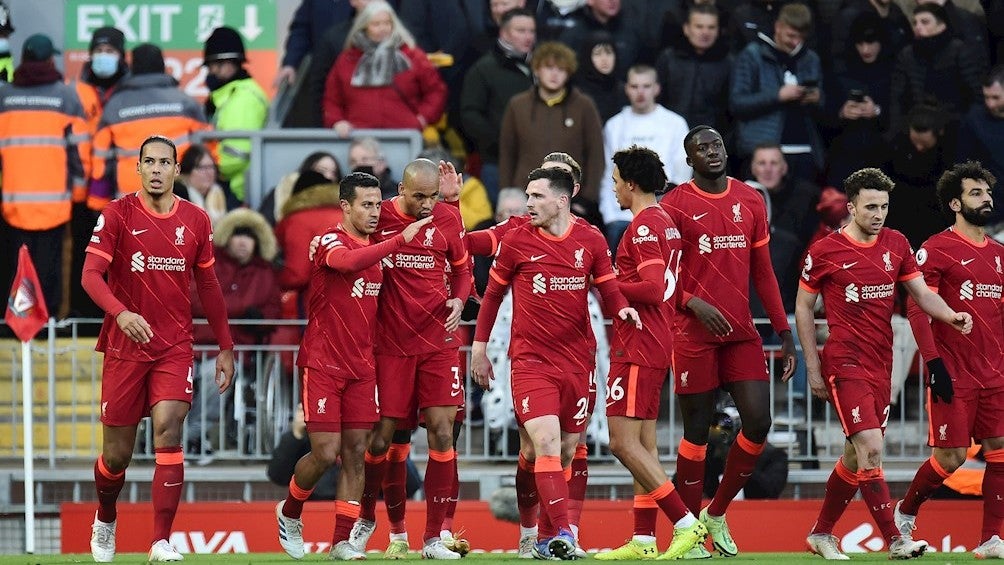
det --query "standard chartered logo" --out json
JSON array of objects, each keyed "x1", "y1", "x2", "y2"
[
  {"x1": 129, "y1": 251, "x2": 185, "y2": 273},
  {"x1": 960, "y1": 280, "x2": 974, "y2": 301},
  {"x1": 351, "y1": 278, "x2": 365, "y2": 298},
  {"x1": 698, "y1": 234, "x2": 712, "y2": 254},
  {"x1": 349, "y1": 277, "x2": 381, "y2": 298},
  {"x1": 131, "y1": 251, "x2": 145, "y2": 272},
  {"x1": 532, "y1": 273, "x2": 547, "y2": 294},
  {"x1": 844, "y1": 283, "x2": 859, "y2": 303}
]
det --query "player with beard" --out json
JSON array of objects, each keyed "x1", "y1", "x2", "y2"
[
  {"x1": 898, "y1": 161, "x2": 1004, "y2": 560},
  {"x1": 797, "y1": 167, "x2": 972, "y2": 560},
  {"x1": 659, "y1": 126, "x2": 796, "y2": 557}
]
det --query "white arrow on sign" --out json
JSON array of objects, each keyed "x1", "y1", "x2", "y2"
[
  {"x1": 840, "y1": 523, "x2": 885, "y2": 553},
  {"x1": 240, "y1": 5, "x2": 263, "y2": 41}
]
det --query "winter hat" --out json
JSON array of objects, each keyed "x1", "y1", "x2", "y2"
[
  {"x1": 131, "y1": 43, "x2": 165, "y2": 75},
  {"x1": 22, "y1": 34, "x2": 59, "y2": 62},
  {"x1": 203, "y1": 26, "x2": 246, "y2": 65},
  {"x1": 89, "y1": 26, "x2": 125, "y2": 55}
]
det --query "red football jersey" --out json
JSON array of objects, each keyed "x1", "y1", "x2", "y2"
[
  {"x1": 611, "y1": 206, "x2": 681, "y2": 368},
  {"x1": 86, "y1": 193, "x2": 215, "y2": 360},
  {"x1": 799, "y1": 228, "x2": 921, "y2": 380},
  {"x1": 298, "y1": 224, "x2": 383, "y2": 379},
  {"x1": 660, "y1": 178, "x2": 770, "y2": 342},
  {"x1": 373, "y1": 199, "x2": 469, "y2": 355},
  {"x1": 916, "y1": 228, "x2": 1004, "y2": 388},
  {"x1": 489, "y1": 220, "x2": 615, "y2": 373}
]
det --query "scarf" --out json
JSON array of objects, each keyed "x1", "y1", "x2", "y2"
[
  {"x1": 350, "y1": 31, "x2": 411, "y2": 87},
  {"x1": 496, "y1": 38, "x2": 531, "y2": 76},
  {"x1": 13, "y1": 60, "x2": 62, "y2": 87}
]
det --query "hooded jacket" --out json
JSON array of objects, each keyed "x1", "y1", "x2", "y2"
[{"x1": 274, "y1": 183, "x2": 343, "y2": 292}]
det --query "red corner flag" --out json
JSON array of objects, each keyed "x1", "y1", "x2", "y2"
[{"x1": 5, "y1": 245, "x2": 49, "y2": 342}]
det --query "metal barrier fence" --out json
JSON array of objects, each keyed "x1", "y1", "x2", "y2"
[{"x1": 1, "y1": 315, "x2": 934, "y2": 467}]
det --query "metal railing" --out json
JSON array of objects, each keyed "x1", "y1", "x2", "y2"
[{"x1": 1, "y1": 316, "x2": 933, "y2": 467}]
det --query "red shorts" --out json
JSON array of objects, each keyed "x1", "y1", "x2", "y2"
[
  {"x1": 511, "y1": 369, "x2": 590, "y2": 433},
  {"x1": 376, "y1": 349, "x2": 463, "y2": 420},
  {"x1": 826, "y1": 372, "x2": 891, "y2": 437},
  {"x1": 928, "y1": 385, "x2": 1004, "y2": 447},
  {"x1": 100, "y1": 354, "x2": 194, "y2": 426},
  {"x1": 672, "y1": 338, "x2": 768, "y2": 395},
  {"x1": 606, "y1": 362, "x2": 668, "y2": 419},
  {"x1": 300, "y1": 367, "x2": 379, "y2": 433}
]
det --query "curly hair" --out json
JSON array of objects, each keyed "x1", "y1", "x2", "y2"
[
  {"x1": 613, "y1": 145, "x2": 667, "y2": 194},
  {"x1": 531, "y1": 41, "x2": 578, "y2": 75},
  {"x1": 936, "y1": 160, "x2": 997, "y2": 215},
  {"x1": 844, "y1": 167, "x2": 894, "y2": 202}
]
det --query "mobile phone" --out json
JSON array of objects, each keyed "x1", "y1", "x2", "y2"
[
  {"x1": 801, "y1": 79, "x2": 819, "y2": 90},
  {"x1": 849, "y1": 89, "x2": 865, "y2": 103}
]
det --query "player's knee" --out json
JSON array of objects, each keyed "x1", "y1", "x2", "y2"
[
  {"x1": 102, "y1": 450, "x2": 132, "y2": 472},
  {"x1": 428, "y1": 427, "x2": 454, "y2": 451},
  {"x1": 315, "y1": 441, "x2": 342, "y2": 467},
  {"x1": 607, "y1": 435, "x2": 636, "y2": 461},
  {"x1": 934, "y1": 448, "x2": 966, "y2": 473}
]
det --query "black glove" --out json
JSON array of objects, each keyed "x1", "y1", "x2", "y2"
[
  {"x1": 926, "y1": 358, "x2": 954, "y2": 403},
  {"x1": 243, "y1": 307, "x2": 264, "y2": 320}
]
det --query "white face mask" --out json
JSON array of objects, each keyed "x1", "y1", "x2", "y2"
[
  {"x1": 0, "y1": 38, "x2": 9, "y2": 54},
  {"x1": 90, "y1": 52, "x2": 120, "y2": 78}
]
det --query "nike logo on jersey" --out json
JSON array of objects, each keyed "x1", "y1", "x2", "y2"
[
  {"x1": 692, "y1": 212, "x2": 709, "y2": 221},
  {"x1": 842, "y1": 262, "x2": 858, "y2": 269},
  {"x1": 548, "y1": 498, "x2": 565, "y2": 505},
  {"x1": 131, "y1": 229, "x2": 148, "y2": 236},
  {"x1": 451, "y1": 389, "x2": 462, "y2": 397},
  {"x1": 961, "y1": 258, "x2": 976, "y2": 266},
  {"x1": 380, "y1": 229, "x2": 397, "y2": 236},
  {"x1": 530, "y1": 254, "x2": 547, "y2": 261},
  {"x1": 684, "y1": 480, "x2": 701, "y2": 486}
]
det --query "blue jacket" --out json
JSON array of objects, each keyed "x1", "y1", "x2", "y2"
[{"x1": 730, "y1": 34, "x2": 824, "y2": 166}]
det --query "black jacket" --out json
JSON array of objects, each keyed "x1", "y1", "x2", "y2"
[
  {"x1": 459, "y1": 43, "x2": 534, "y2": 162},
  {"x1": 655, "y1": 39, "x2": 732, "y2": 133}
]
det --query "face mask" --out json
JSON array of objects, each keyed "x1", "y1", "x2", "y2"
[
  {"x1": 0, "y1": 39, "x2": 9, "y2": 54},
  {"x1": 90, "y1": 52, "x2": 120, "y2": 78}
]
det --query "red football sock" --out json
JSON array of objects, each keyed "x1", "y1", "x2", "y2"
[
  {"x1": 857, "y1": 467, "x2": 899, "y2": 543},
  {"x1": 675, "y1": 439, "x2": 707, "y2": 515},
  {"x1": 633, "y1": 494, "x2": 659, "y2": 537},
  {"x1": 360, "y1": 450, "x2": 388, "y2": 522},
  {"x1": 707, "y1": 431, "x2": 764, "y2": 516},
  {"x1": 535, "y1": 455, "x2": 570, "y2": 536},
  {"x1": 424, "y1": 449, "x2": 456, "y2": 542},
  {"x1": 283, "y1": 476, "x2": 314, "y2": 519},
  {"x1": 810, "y1": 458, "x2": 859, "y2": 535},
  {"x1": 567, "y1": 443, "x2": 588, "y2": 530},
  {"x1": 385, "y1": 443, "x2": 410, "y2": 534},
  {"x1": 333, "y1": 500, "x2": 361, "y2": 544},
  {"x1": 651, "y1": 480, "x2": 690, "y2": 523},
  {"x1": 982, "y1": 451, "x2": 1004, "y2": 543},
  {"x1": 901, "y1": 456, "x2": 950, "y2": 516},
  {"x1": 94, "y1": 455, "x2": 125, "y2": 523},
  {"x1": 151, "y1": 447, "x2": 184, "y2": 544},
  {"x1": 443, "y1": 456, "x2": 459, "y2": 532},
  {"x1": 516, "y1": 454, "x2": 539, "y2": 529}
]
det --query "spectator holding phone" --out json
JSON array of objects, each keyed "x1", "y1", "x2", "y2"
[{"x1": 730, "y1": 3, "x2": 824, "y2": 182}]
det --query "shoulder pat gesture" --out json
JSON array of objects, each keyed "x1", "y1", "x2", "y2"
[{"x1": 401, "y1": 215, "x2": 435, "y2": 242}]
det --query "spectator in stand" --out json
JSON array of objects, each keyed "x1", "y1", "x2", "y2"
[
  {"x1": 349, "y1": 136, "x2": 400, "y2": 199},
  {"x1": 259, "y1": 151, "x2": 343, "y2": 226},
  {"x1": 268, "y1": 403, "x2": 340, "y2": 500},
  {"x1": 474, "y1": 0, "x2": 530, "y2": 56},
  {"x1": 274, "y1": 171, "x2": 343, "y2": 298},
  {"x1": 68, "y1": 26, "x2": 131, "y2": 320},
  {"x1": 176, "y1": 144, "x2": 229, "y2": 226},
  {"x1": 730, "y1": 3, "x2": 825, "y2": 182},
  {"x1": 888, "y1": 4, "x2": 982, "y2": 136},
  {"x1": 746, "y1": 143, "x2": 819, "y2": 310},
  {"x1": 274, "y1": 0, "x2": 356, "y2": 88},
  {"x1": 323, "y1": 1, "x2": 447, "y2": 138},
  {"x1": 536, "y1": 0, "x2": 587, "y2": 41},
  {"x1": 958, "y1": 65, "x2": 1004, "y2": 223},
  {"x1": 729, "y1": 0, "x2": 799, "y2": 53},
  {"x1": 574, "y1": 30, "x2": 628, "y2": 123},
  {"x1": 557, "y1": 0, "x2": 644, "y2": 78},
  {"x1": 883, "y1": 100, "x2": 953, "y2": 249},
  {"x1": 830, "y1": 0, "x2": 911, "y2": 68},
  {"x1": 655, "y1": 5, "x2": 733, "y2": 137},
  {"x1": 0, "y1": 34, "x2": 89, "y2": 318},
  {"x1": 499, "y1": 41, "x2": 605, "y2": 205},
  {"x1": 460, "y1": 7, "x2": 536, "y2": 205},
  {"x1": 188, "y1": 208, "x2": 281, "y2": 455},
  {"x1": 825, "y1": 12, "x2": 893, "y2": 187},
  {"x1": 657, "y1": 0, "x2": 732, "y2": 53},
  {"x1": 89, "y1": 44, "x2": 209, "y2": 212},
  {"x1": 599, "y1": 65, "x2": 690, "y2": 250},
  {"x1": 0, "y1": 2, "x2": 12, "y2": 83},
  {"x1": 916, "y1": 0, "x2": 990, "y2": 73},
  {"x1": 989, "y1": 0, "x2": 1004, "y2": 66}
]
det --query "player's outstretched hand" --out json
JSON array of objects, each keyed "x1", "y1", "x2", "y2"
[
  {"x1": 402, "y1": 214, "x2": 435, "y2": 243},
  {"x1": 470, "y1": 341, "x2": 495, "y2": 391},
  {"x1": 779, "y1": 330, "x2": 798, "y2": 382},
  {"x1": 308, "y1": 235, "x2": 321, "y2": 262},
  {"x1": 216, "y1": 349, "x2": 235, "y2": 394},
  {"x1": 445, "y1": 297, "x2": 464, "y2": 332},
  {"x1": 949, "y1": 311, "x2": 972, "y2": 334},
  {"x1": 687, "y1": 297, "x2": 732, "y2": 336},
  {"x1": 925, "y1": 358, "x2": 954, "y2": 403},
  {"x1": 807, "y1": 368, "x2": 829, "y2": 401},
  {"x1": 438, "y1": 160, "x2": 462, "y2": 203},
  {"x1": 116, "y1": 310, "x2": 153, "y2": 344},
  {"x1": 618, "y1": 307, "x2": 642, "y2": 329}
]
